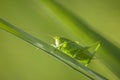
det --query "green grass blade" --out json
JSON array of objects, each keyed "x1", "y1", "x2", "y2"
[
  {"x1": 42, "y1": 0, "x2": 120, "y2": 79},
  {"x1": 0, "y1": 18, "x2": 108, "y2": 80}
]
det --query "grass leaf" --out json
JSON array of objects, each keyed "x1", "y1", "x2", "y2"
[{"x1": 0, "y1": 18, "x2": 108, "y2": 80}]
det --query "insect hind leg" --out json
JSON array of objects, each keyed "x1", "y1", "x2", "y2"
[{"x1": 87, "y1": 42, "x2": 101, "y2": 65}]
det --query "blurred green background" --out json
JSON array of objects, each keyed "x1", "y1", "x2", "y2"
[{"x1": 0, "y1": 0, "x2": 120, "y2": 80}]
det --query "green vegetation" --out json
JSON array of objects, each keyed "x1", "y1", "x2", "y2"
[{"x1": 0, "y1": 0, "x2": 120, "y2": 80}]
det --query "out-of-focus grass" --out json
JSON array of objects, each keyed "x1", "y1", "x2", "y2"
[
  {"x1": 42, "y1": 0, "x2": 120, "y2": 80},
  {"x1": 0, "y1": 0, "x2": 120, "y2": 80}
]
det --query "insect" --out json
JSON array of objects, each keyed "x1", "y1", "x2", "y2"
[{"x1": 52, "y1": 36, "x2": 100, "y2": 66}]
